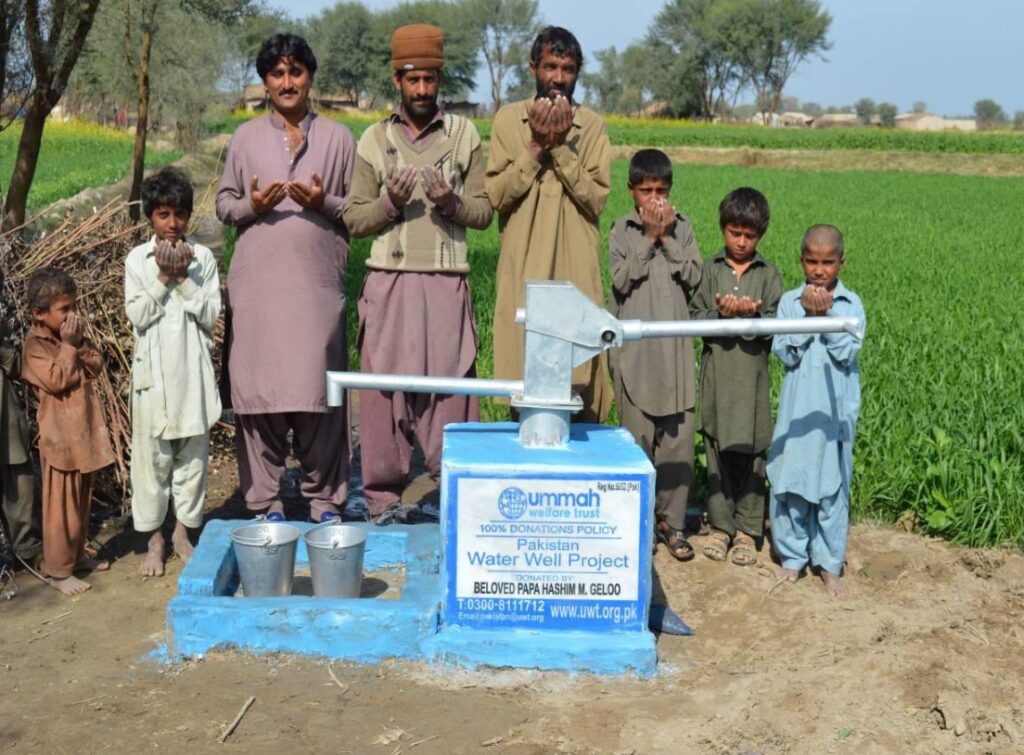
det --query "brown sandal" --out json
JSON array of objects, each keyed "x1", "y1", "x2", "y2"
[
  {"x1": 656, "y1": 521, "x2": 694, "y2": 562},
  {"x1": 729, "y1": 531, "x2": 757, "y2": 566},
  {"x1": 702, "y1": 530, "x2": 730, "y2": 561}
]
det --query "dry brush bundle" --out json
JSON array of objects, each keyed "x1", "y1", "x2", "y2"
[{"x1": 0, "y1": 200, "x2": 226, "y2": 514}]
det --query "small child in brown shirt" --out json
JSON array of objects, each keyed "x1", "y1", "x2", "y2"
[{"x1": 21, "y1": 268, "x2": 115, "y2": 595}]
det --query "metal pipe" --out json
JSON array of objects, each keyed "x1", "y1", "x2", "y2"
[
  {"x1": 620, "y1": 316, "x2": 862, "y2": 341},
  {"x1": 325, "y1": 371, "x2": 523, "y2": 407}
]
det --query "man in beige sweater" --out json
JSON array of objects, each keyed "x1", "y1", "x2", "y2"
[{"x1": 343, "y1": 24, "x2": 492, "y2": 517}]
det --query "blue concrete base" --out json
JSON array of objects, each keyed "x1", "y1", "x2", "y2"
[
  {"x1": 166, "y1": 520, "x2": 440, "y2": 663},
  {"x1": 161, "y1": 423, "x2": 666, "y2": 675},
  {"x1": 424, "y1": 626, "x2": 657, "y2": 676}
]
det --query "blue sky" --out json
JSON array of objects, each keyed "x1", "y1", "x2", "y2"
[{"x1": 271, "y1": 0, "x2": 1022, "y2": 117}]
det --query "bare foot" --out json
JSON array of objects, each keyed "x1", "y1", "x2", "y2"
[
  {"x1": 140, "y1": 531, "x2": 166, "y2": 577},
  {"x1": 821, "y1": 569, "x2": 846, "y2": 598},
  {"x1": 75, "y1": 556, "x2": 110, "y2": 573},
  {"x1": 171, "y1": 522, "x2": 194, "y2": 564},
  {"x1": 778, "y1": 567, "x2": 800, "y2": 583},
  {"x1": 49, "y1": 575, "x2": 92, "y2": 596}
]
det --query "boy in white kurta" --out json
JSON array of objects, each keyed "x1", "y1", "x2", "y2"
[{"x1": 126, "y1": 168, "x2": 221, "y2": 576}]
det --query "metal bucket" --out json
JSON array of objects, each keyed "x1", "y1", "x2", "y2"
[
  {"x1": 230, "y1": 522, "x2": 301, "y2": 597},
  {"x1": 303, "y1": 522, "x2": 367, "y2": 598}
]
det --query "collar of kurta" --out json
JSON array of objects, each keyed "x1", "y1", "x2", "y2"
[
  {"x1": 268, "y1": 109, "x2": 316, "y2": 135},
  {"x1": 517, "y1": 98, "x2": 583, "y2": 129},
  {"x1": 712, "y1": 248, "x2": 769, "y2": 269},
  {"x1": 800, "y1": 278, "x2": 854, "y2": 301},
  {"x1": 389, "y1": 105, "x2": 447, "y2": 141},
  {"x1": 29, "y1": 323, "x2": 60, "y2": 344}
]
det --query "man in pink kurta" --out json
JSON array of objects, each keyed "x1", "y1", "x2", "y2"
[
  {"x1": 342, "y1": 25, "x2": 492, "y2": 516},
  {"x1": 216, "y1": 34, "x2": 356, "y2": 521}
]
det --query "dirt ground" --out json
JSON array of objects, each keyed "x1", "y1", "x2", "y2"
[{"x1": 3, "y1": 448, "x2": 1023, "y2": 755}]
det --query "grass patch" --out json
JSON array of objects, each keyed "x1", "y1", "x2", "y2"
[{"x1": 0, "y1": 121, "x2": 182, "y2": 214}]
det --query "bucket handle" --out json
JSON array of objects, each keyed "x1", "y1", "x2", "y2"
[
  {"x1": 327, "y1": 539, "x2": 348, "y2": 560},
  {"x1": 233, "y1": 533, "x2": 278, "y2": 555}
]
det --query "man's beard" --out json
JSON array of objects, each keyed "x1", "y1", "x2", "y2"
[
  {"x1": 404, "y1": 95, "x2": 438, "y2": 118},
  {"x1": 535, "y1": 79, "x2": 575, "y2": 101}
]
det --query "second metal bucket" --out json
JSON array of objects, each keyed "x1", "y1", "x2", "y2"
[
  {"x1": 231, "y1": 522, "x2": 301, "y2": 597},
  {"x1": 303, "y1": 522, "x2": 367, "y2": 598}
]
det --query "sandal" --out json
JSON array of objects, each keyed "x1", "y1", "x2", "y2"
[
  {"x1": 656, "y1": 521, "x2": 694, "y2": 562},
  {"x1": 702, "y1": 530, "x2": 730, "y2": 561},
  {"x1": 729, "y1": 531, "x2": 757, "y2": 566}
]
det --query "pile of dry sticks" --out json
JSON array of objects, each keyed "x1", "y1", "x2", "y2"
[{"x1": 0, "y1": 200, "x2": 226, "y2": 514}]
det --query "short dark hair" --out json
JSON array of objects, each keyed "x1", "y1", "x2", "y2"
[
  {"x1": 530, "y1": 26, "x2": 583, "y2": 70},
  {"x1": 141, "y1": 167, "x2": 193, "y2": 219},
  {"x1": 802, "y1": 224, "x2": 845, "y2": 258},
  {"x1": 256, "y1": 34, "x2": 317, "y2": 79},
  {"x1": 27, "y1": 267, "x2": 76, "y2": 312},
  {"x1": 719, "y1": 187, "x2": 770, "y2": 235},
  {"x1": 628, "y1": 149, "x2": 673, "y2": 188}
]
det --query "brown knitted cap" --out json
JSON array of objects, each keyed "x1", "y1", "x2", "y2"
[{"x1": 391, "y1": 24, "x2": 444, "y2": 71}]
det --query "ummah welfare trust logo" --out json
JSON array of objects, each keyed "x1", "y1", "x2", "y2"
[{"x1": 497, "y1": 487, "x2": 528, "y2": 520}]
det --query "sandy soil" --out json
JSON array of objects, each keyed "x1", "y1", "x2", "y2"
[{"x1": 3, "y1": 450, "x2": 1023, "y2": 755}]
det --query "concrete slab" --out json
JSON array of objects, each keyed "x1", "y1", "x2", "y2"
[
  {"x1": 424, "y1": 626, "x2": 658, "y2": 676},
  {"x1": 166, "y1": 520, "x2": 440, "y2": 663}
]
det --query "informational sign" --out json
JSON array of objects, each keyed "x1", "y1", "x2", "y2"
[{"x1": 444, "y1": 473, "x2": 649, "y2": 632}]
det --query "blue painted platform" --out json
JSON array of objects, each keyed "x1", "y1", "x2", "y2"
[
  {"x1": 163, "y1": 423, "x2": 661, "y2": 675},
  {"x1": 166, "y1": 520, "x2": 441, "y2": 662}
]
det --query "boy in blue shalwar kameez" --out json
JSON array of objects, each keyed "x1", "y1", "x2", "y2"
[{"x1": 767, "y1": 225, "x2": 865, "y2": 598}]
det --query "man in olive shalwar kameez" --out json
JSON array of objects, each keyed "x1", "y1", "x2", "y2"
[
  {"x1": 216, "y1": 34, "x2": 357, "y2": 521},
  {"x1": 487, "y1": 26, "x2": 612, "y2": 422}
]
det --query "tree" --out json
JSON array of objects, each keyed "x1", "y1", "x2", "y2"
[
  {"x1": 466, "y1": 0, "x2": 539, "y2": 113},
  {"x1": 306, "y1": 2, "x2": 373, "y2": 103},
  {"x1": 911, "y1": 100, "x2": 927, "y2": 114},
  {"x1": 618, "y1": 43, "x2": 659, "y2": 115},
  {"x1": 779, "y1": 95, "x2": 800, "y2": 111},
  {"x1": 1014, "y1": 111, "x2": 1024, "y2": 130},
  {"x1": 580, "y1": 46, "x2": 623, "y2": 113},
  {"x1": 115, "y1": 0, "x2": 253, "y2": 221},
  {"x1": 502, "y1": 53, "x2": 536, "y2": 103},
  {"x1": 222, "y1": 7, "x2": 294, "y2": 104},
  {"x1": 973, "y1": 98, "x2": 1007, "y2": 130},
  {"x1": 3, "y1": 0, "x2": 100, "y2": 230},
  {"x1": 802, "y1": 100, "x2": 822, "y2": 116},
  {"x1": 854, "y1": 97, "x2": 875, "y2": 125},
  {"x1": 581, "y1": 43, "x2": 660, "y2": 115},
  {"x1": 646, "y1": 0, "x2": 751, "y2": 120},
  {"x1": 362, "y1": 1, "x2": 479, "y2": 107},
  {"x1": 877, "y1": 101, "x2": 897, "y2": 128},
  {"x1": 742, "y1": 0, "x2": 831, "y2": 124},
  {"x1": 0, "y1": 0, "x2": 33, "y2": 133}
]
